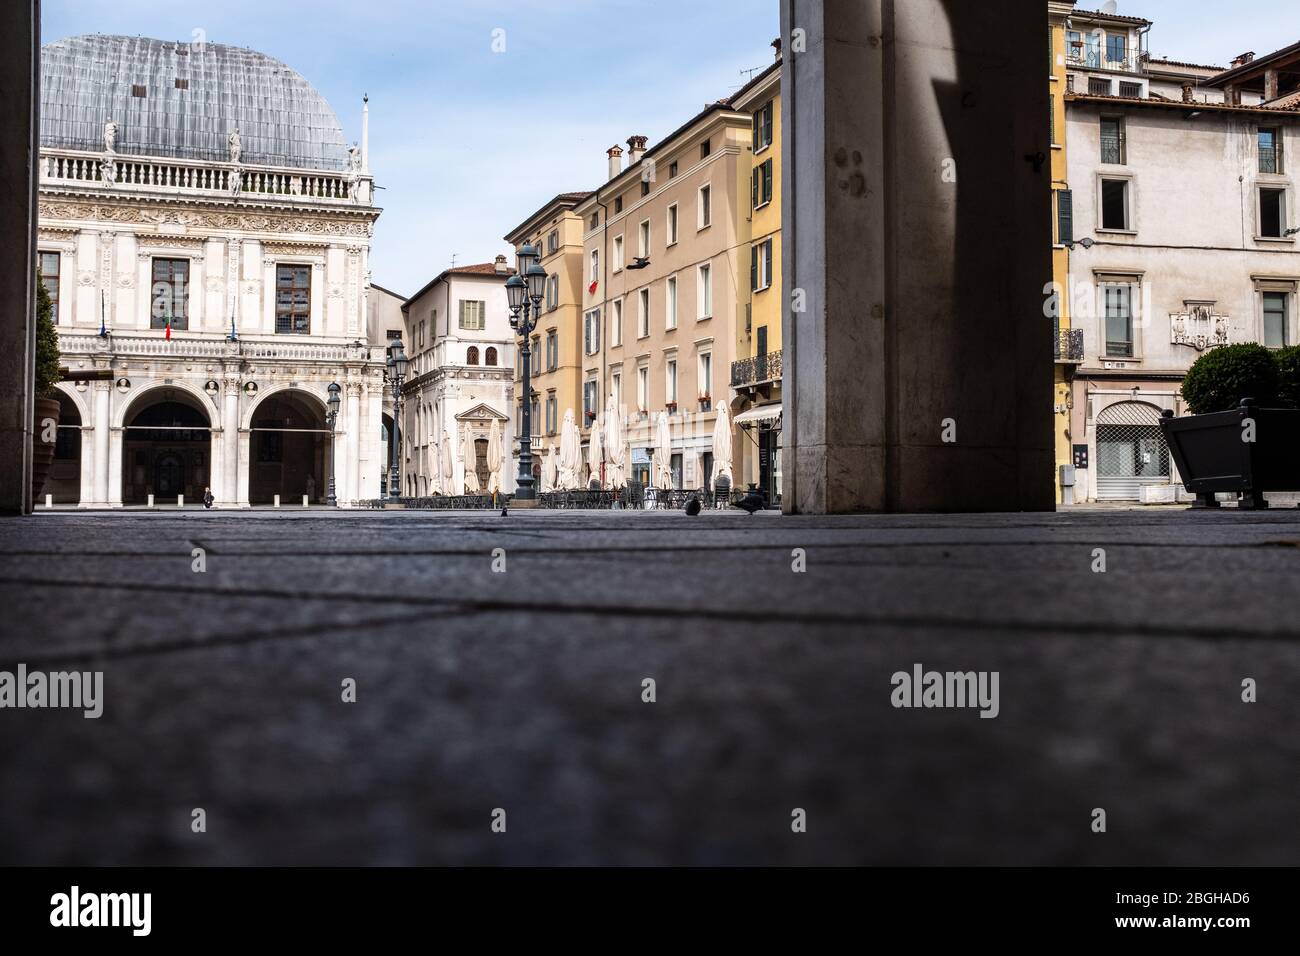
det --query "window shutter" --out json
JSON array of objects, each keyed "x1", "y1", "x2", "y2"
[
  {"x1": 765, "y1": 240, "x2": 773, "y2": 287},
  {"x1": 751, "y1": 245, "x2": 758, "y2": 291},
  {"x1": 752, "y1": 169, "x2": 759, "y2": 209},
  {"x1": 1057, "y1": 189, "x2": 1073, "y2": 245}
]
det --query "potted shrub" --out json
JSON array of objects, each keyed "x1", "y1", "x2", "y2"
[
  {"x1": 31, "y1": 274, "x2": 62, "y2": 504},
  {"x1": 1161, "y1": 343, "x2": 1300, "y2": 509}
]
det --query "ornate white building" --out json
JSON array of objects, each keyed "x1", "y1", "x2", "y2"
[
  {"x1": 399, "y1": 260, "x2": 516, "y2": 497},
  {"x1": 38, "y1": 35, "x2": 387, "y2": 507}
]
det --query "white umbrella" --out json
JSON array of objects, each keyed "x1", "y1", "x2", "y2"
[
  {"x1": 541, "y1": 444, "x2": 558, "y2": 493},
  {"x1": 711, "y1": 402, "x2": 733, "y2": 486},
  {"x1": 461, "y1": 425, "x2": 481, "y2": 494},
  {"x1": 559, "y1": 408, "x2": 581, "y2": 490},
  {"x1": 654, "y1": 411, "x2": 673, "y2": 488},
  {"x1": 486, "y1": 418, "x2": 503, "y2": 495},
  {"x1": 586, "y1": 411, "x2": 604, "y2": 489},
  {"x1": 604, "y1": 396, "x2": 626, "y2": 488},
  {"x1": 440, "y1": 428, "x2": 455, "y2": 496}
]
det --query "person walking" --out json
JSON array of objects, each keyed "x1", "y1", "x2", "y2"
[{"x1": 202, "y1": 486, "x2": 215, "y2": 510}]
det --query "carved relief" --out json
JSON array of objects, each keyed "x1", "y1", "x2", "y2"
[{"x1": 1170, "y1": 301, "x2": 1229, "y2": 352}]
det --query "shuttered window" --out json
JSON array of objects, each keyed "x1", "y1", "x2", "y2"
[{"x1": 1057, "y1": 189, "x2": 1073, "y2": 245}]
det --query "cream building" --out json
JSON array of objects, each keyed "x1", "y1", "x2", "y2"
[
  {"x1": 730, "y1": 49, "x2": 783, "y2": 502},
  {"x1": 39, "y1": 35, "x2": 385, "y2": 508},
  {"x1": 576, "y1": 102, "x2": 753, "y2": 491},
  {"x1": 504, "y1": 192, "x2": 591, "y2": 479},
  {"x1": 1065, "y1": 42, "x2": 1299, "y2": 502},
  {"x1": 399, "y1": 260, "x2": 516, "y2": 496}
]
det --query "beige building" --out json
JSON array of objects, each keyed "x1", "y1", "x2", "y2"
[
  {"x1": 730, "y1": 50, "x2": 783, "y2": 502},
  {"x1": 576, "y1": 103, "x2": 753, "y2": 490},
  {"x1": 504, "y1": 192, "x2": 591, "y2": 477}
]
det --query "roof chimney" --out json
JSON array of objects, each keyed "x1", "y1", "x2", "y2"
[
  {"x1": 1182, "y1": 83, "x2": 1195, "y2": 103},
  {"x1": 1231, "y1": 51, "x2": 1256, "y2": 68},
  {"x1": 772, "y1": 37, "x2": 782, "y2": 60},
  {"x1": 607, "y1": 144, "x2": 624, "y2": 181},
  {"x1": 627, "y1": 135, "x2": 648, "y2": 166},
  {"x1": 494, "y1": 254, "x2": 509, "y2": 274}
]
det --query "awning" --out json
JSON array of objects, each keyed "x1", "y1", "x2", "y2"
[{"x1": 733, "y1": 404, "x2": 782, "y2": 429}]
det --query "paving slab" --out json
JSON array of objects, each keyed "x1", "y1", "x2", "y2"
[{"x1": 0, "y1": 508, "x2": 1296, "y2": 865}]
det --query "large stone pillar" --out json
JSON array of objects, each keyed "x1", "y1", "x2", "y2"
[
  {"x1": 222, "y1": 376, "x2": 240, "y2": 506},
  {"x1": 0, "y1": 1, "x2": 39, "y2": 514},
  {"x1": 781, "y1": 0, "x2": 1054, "y2": 513},
  {"x1": 93, "y1": 381, "x2": 111, "y2": 506},
  {"x1": 345, "y1": 382, "x2": 362, "y2": 504}
]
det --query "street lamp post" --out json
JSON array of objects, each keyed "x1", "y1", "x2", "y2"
[
  {"x1": 325, "y1": 381, "x2": 341, "y2": 507},
  {"x1": 386, "y1": 338, "x2": 409, "y2": 500},
  {"x1": 507, "y1": 244, "x2": 548, "y2": 500}
]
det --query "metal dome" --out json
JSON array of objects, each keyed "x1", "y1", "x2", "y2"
[{"x1": 40, "y1": 35, "x2": 351, "y2": 171}]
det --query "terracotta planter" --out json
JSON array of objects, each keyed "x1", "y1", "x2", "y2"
[{"x1": 31, "y1": 397, "x2": 62, "y2": 504}]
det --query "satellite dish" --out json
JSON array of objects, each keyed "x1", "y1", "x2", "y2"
[{"x1": 1101, "y1": 0, "x2": 1119, "y2": 14}]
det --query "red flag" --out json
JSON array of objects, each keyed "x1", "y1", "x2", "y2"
[
  {"x1": 164, "y1": 316, "x2": 171, "y2": 341},
  {"x1": 588, "y1": 280, "x2": 598, "y2": 295}
]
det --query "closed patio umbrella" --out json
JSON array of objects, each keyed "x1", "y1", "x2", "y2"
[
  {"x1": 604, "y1": 396, "x2": 626, "y2": 489},
  {"x1": 486, "y1": 418, "x2": 503, "y2": 495},
  {"x1": 586, "y1": 411, "x2": 604, "y2": 489},
  {"x1": 461, "y1": 424, "x2": 480, "y2": 494},
  {"x1": 712, "y1": 402, "x2": 733, "y2": 486},
  {"x1": 559, "y1": 408, "x2": 581, "y2": 489},
  {"x1": 654, "y1": 410, "x2": 673, "y2": 488}
]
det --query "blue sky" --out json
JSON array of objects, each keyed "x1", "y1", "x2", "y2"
[
  {"x1": 42, "y1": 0, "x2": 781, "y2": 296},
  {"x1": 41, "y1": 1, "x2": 1296, "y2": 296}
]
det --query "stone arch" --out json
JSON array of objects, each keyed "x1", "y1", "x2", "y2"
[
  {"x1": 1095, "y1": 400, "x2": 1171, "y2": 501},
  {"x1": 119, "y1": 384, "x2": 214, "y2": 505},
  {"x1": 114, "y1": 379, "x2": 221, "y2": 431},
  {"x1": 246, "y1": 387, "x2": 332, "y2": 505},
  {"x1": 241, "y1": 382, "x2": 329, "y2": 432}
]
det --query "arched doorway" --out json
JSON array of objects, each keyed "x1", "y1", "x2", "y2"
[
  {"x1": 249, "y1": 391, "x2": 329, "y2": 505},
  {"x1": 380, "y1": 413, "x2": 395, "y2": 497},
  {"x1": 122, "y1": 392, "x2": 212, "y2": 504},
  {"x1": 48, "y1": 390, "x2": 82, "y2": 504},
  {"x1": 1095, "y1": 401, "x2": 1171, "y2": 501}
]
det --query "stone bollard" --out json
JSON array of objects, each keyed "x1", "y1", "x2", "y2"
[
  {"x1": 274, "y1": 494, "x2": 280, "y2": 508},
  {"x1": 303, "y1": 495, "x2": 309, "y2": 508},
  {"x1": 44, "y1": 494, "x2": 52, "y2": 509},
  {"x1": 177, "y1": 494, "x2": 184, "y2": 508},
  {"x1": 147, "y1": 494, "x2": 155, "y2": 508}
]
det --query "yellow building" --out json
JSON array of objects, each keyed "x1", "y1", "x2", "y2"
[
  {"x1": 1049, "y1": 1, "x2": 1081, "y2": 503},
  {"x1": 730, "y1": 49, "x2": 783, "y2": 502},
  {"x1": 504, "y1": 192, "x2": 591, "y2": 473}
]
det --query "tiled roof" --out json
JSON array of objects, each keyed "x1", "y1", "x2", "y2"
[
  {"x1": 1071, "y1": 8, "x2": 1152, "y2": 25},
  {"x1": 1148, "y1": 58, "x2": 1226, "y2": 72},
  {"x1": 402, "y1": 262, "x2": 513, "y2": 310},
  {"x1": 1066, "y1": 92, "x2": 1300, "y2": 113}
]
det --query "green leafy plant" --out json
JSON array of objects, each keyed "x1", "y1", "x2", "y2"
[
  {"x1": 1275, "y1": 345, "x2": 1300, "y2": 410},
  {"x1": 34, "y1": 272, "x2": 61, "y2": 399},
  {"x1": 1180, "y1": 343, "x2": 1279, "y2": 414}
]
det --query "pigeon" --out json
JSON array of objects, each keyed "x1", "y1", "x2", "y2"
[
  {"x1": 684, "y1": 495, "x2": 701, "y2": 516},
  {"x1": 732, "y1": 489, "x2": 765, "y2": 514},
  {"x1": 501, "y1": 506, "x2": 508, "y2": 517}
]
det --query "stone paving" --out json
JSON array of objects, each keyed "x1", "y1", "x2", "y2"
[{"x1": 0, "y1": 507, "x2": 1296, "y2": 865}]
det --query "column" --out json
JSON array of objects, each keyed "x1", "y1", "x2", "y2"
[
  {"x1": 223, "y1": 374, "x2": 239, "y2": 506},
  {"x1": 92, "y1": 380, "x2": 111, "y2": 505},
  {"x1": 345, "y1": 381, "x2": 362, "y2": 504},
  {"x1": 0, "y1": 0, "x2": 38, "y2": 513},
  {"x1": 780, "y1": 0, "x2": 1054, "y2": 513}
]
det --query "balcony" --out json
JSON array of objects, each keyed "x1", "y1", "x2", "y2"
[
  {"x1": 1066, "y1": 47, "x2": 1147, "y2": 75},
  {"x1": 1054, "y1": 328, "x2": 1084, "y2": 364},
  {"x1": 730, "y1": 349, "x2": 783, "y2": 389},
  {"x1": 40, "y1": 148, "x2": 372, "y2": 205}
]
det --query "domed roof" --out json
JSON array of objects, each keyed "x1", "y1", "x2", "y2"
[{"x1": 40, "y1": 35, "x2": 351, "y2": 171}]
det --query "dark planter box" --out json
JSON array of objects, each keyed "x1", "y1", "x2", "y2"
[{"x1": 1161, "y1": 401, "x2": 1300, "y2": 510}]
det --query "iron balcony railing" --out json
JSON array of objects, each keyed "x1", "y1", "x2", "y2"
[
  {"x1": 1066, "y1": 47, "x2": 1147, "y2": 74},
  {"x1": 730, "y1": 349, "x2": 783, "y2": 388},
  {"x1": 1055, "y1": 328, "x2": 1085, "y2": 363}
]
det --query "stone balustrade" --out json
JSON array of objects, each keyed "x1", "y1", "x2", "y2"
[
  {"x1": 41, "y1": 148, "x2": 369, "y2": 204},
  {"x1": 58, "y1": 332, "x2": 380, "y2": 363}
]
